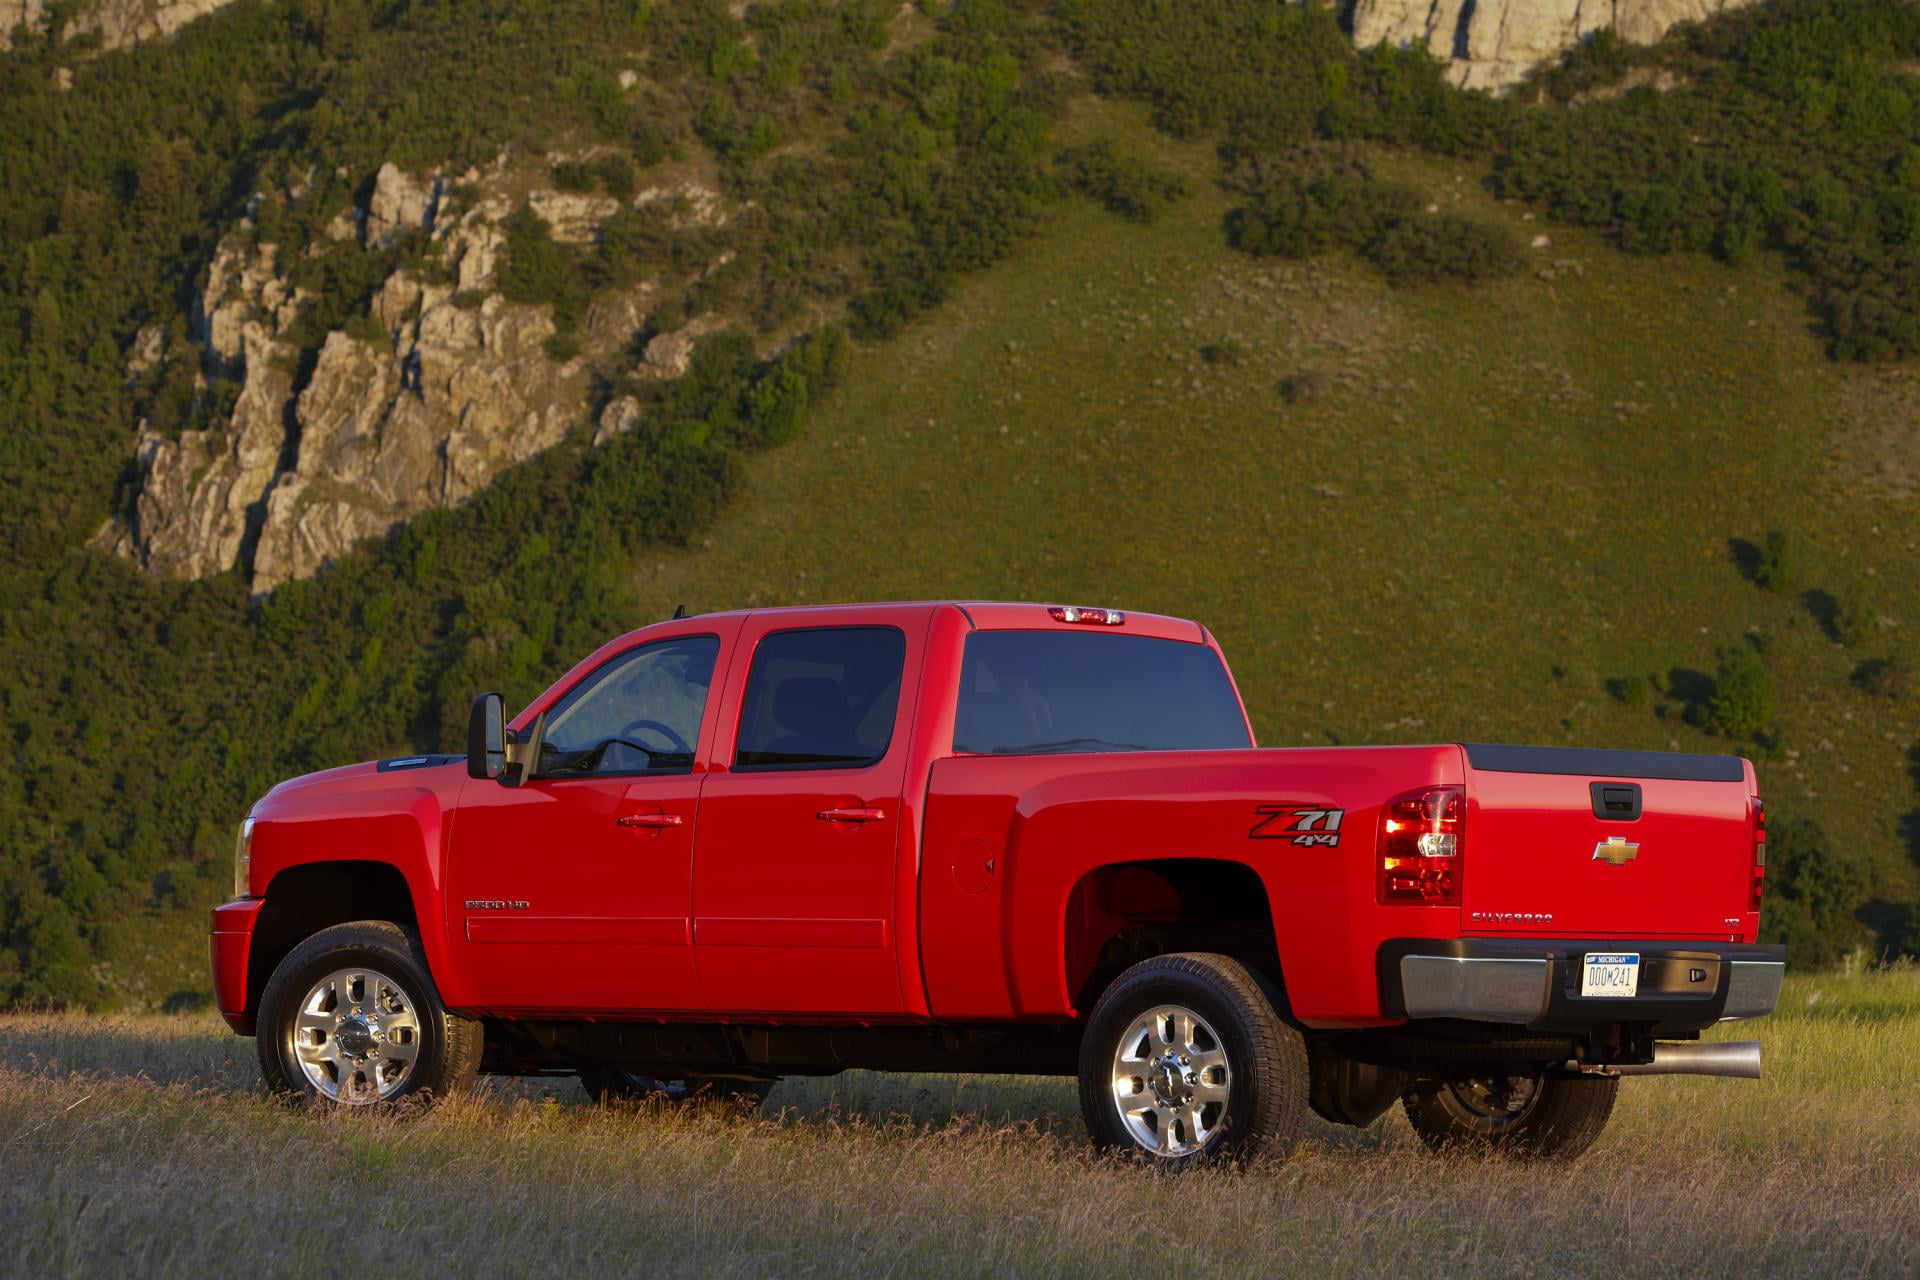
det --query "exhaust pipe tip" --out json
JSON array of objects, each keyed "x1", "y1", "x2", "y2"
[{"x1": 1593, "y1": 1040, "x2": 1762, "y2": 1080}]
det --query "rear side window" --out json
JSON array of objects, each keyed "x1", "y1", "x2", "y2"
[
  {"x1": 735, "y1": 627, "x2": 907, "y2": 770},
  {"x1": 953, "y1": 631, "x2": 1250, "y2": 755}
]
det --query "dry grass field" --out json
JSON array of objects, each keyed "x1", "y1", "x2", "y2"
[{"x1": 1, "y1": 969, "x2": 1915, "y2": 1278}]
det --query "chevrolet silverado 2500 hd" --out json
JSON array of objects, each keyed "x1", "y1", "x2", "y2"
[{"x1": 211, "y1": 601, "x2": 1782, "y2": 1161}]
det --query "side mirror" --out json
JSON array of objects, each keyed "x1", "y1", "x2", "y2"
[{"x1": 466, "y1": 692, "x2": 507, "y2": 781}]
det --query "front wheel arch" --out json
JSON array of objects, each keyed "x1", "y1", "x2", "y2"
[
  {"x1": 247, "y1": 860, "x2": 423, "y2": 1021},
  {"x1": 256, "y1": 919, "x2": 481, "y2": 1108}
]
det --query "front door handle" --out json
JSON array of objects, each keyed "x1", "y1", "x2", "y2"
[
  {"x1": 816, "y1": 807, "x2": 885, "y2": 823},
  {"x1": 617, "y1": 812, "x2": 683, "y2": 829}
]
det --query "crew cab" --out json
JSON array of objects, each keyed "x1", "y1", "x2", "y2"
[{"x1": 210, "y1": 601, "x2": 1783, "y2": 1161}]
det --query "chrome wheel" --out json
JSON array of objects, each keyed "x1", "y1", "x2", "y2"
[
  {"x1": 1109, "y1": 1003, "x2": 1232, "y2": 1157},
  {"x1": 288, "y1": 966, "x2": 422, "y2": 1104}
]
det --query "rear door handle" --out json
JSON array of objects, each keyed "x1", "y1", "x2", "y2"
[
  {"x1": 817, "y1": 807, "x2": 885, "y2": 823},
  {"x1": 617, "y1": 812, "x2": 683, "y2": 829}
]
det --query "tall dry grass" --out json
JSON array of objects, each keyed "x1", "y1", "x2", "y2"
[{"x1": 2, "y1": 969, "x2": 1916, "y2": 1278}]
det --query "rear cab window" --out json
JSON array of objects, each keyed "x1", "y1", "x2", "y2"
[
  {"x1": 735, "y1": 627, "x2": 907, "y2": 770},
  {"x1": 953, "y1": 630, "x2": 1250, "y2": 755}
]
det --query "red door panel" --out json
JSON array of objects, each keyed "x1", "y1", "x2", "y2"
[
  {"x1": 448, "y1": 774, "x2": 703, "y2": 1011},
  {"x1": 446, "y1": 621, "x2": 741, "y2": 1014},
  {"x1": 693, "y1": 611, "x2": 929, "y2": 1017}
]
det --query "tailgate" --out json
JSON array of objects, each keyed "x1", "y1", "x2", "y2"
[{"x1": 1462, "y1": 744, "x2": 1755, "y2": 937}]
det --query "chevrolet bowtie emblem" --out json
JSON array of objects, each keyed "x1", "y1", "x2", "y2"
[{"x1": 1592, "y1": 836, "x2": 1640, "y2": 866}]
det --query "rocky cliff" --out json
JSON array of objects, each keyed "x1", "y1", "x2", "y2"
[
  {"x1": 1, "y1": 0, "x2": 237, "y2": 51},
  {"x1": 1349, "y1": 0, "x2": 1759, "y2": 91},
  {"x1": 97, "y1": 159, "x2": 735, "y2": 594}
]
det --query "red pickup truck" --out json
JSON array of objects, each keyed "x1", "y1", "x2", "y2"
[{"x1": 210, "y1": 601, "x2": 1782, "y2": 1161}]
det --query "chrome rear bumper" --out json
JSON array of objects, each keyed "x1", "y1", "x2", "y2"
[{"x1": 1380, "y1": 940, "x2": 1786, "y2": 1034}]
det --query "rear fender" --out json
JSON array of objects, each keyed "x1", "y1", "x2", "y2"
[{"x1": 921, "y1": 746, "x2": 1466, "y2": 1025}]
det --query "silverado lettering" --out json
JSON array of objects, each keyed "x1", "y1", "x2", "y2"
[{"x1": 210, "y1": 601, "x2": 1783, "y2": 1163}]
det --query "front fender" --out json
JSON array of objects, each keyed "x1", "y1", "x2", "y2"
[{"x1": 246, "y1": 763, "x2": 469, "y2": 1005}]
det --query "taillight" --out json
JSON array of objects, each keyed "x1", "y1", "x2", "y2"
[
  {"x1": 1047, "y1": 605, "x2": 1125, "y2": 626},
  {"x1": 1749, "y1": 795, "x2": 1766, "y2": 912},
  {"x1": 1378, "y1": 785, "x2": 1464, "y2": 905}
]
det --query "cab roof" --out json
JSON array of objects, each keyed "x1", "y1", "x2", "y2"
[{"x1": 662, "y1": 601, "x2": 1208, "y2": 644}]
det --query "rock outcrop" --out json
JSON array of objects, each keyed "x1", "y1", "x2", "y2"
[
  {"x1": 1, "y1": 0, "x2": 238, "y2": 51},
  {"x1": 1349, "y1": 0, "x2": 1760, "y2": 91},
  {"x1": 99, "y1": 159, "x2": 737, "y2": 594}
]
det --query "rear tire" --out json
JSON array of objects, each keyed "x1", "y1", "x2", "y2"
[
  {"x1": 1077, "y1": 952, "x2": 1306, "y2": 1166},
  {"x1": 1402, "y1": 1071, "x2": 1617, "y2": 1159},
  {"x1": 257, "y1": 920, "x2": 482, "y2": 1109},
  {"x1": 579, "y1": 1068, "x2": 772, "y2": 1111}
]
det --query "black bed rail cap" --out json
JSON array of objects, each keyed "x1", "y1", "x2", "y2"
[{"x1": 1463, "y1": 743, "x2": 1745, "y2": 782}]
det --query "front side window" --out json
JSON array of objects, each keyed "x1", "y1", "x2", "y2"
[
  {"x1": 953, "y1": 631, "x2": 1251, "y2": 755},
  {"x1": 536, "y1": 634, "x2": 720, "y2": 777},
  {"x1": 734, "y1": 627, "x2": 906, "y2": 770}
]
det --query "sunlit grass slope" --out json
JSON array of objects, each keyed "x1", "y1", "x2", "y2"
[{"x1": 634, "y1": 112, "x2": 1920, "y2": 900}]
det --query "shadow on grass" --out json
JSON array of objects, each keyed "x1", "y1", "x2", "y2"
[
  {"x1": 1802, "y1": 587, "x2": 1841, "y2": 642},
  {"x1": 1727, "y1": 536, "x2": 1762, "y2": 584},
  {"x1": 1665, "y1": 665, "x2": 1714, "y2": 708},
  {"x1": 0, "y1": 1016, "x2": 254, "y2": 1089}
]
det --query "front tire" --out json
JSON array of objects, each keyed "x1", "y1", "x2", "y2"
[
  {"x1": 257, "y1": 920, "x2": 482, "y2": 1108},
  {"x1": 1402, "y1": 1071, "x2": 1618, "y2": 1159},
  {"x1": 1077, "y1": 952, "x2": 1307, "y2": 1166}
]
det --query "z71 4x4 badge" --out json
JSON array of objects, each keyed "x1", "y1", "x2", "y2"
[{"x1": 1249, "y1": 805, "x2": 1344, "y2": 846}]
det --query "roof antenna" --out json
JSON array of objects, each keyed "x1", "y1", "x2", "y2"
[{"x1": 671, "y1": 603, "x2": 688, "y2": 619}]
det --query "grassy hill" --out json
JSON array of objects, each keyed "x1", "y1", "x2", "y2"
[
  {"x1": 640, "y1": 101, "x2": 1920, "y2": 942},
  {"x1": 2, "y1": 0, "x2": 1918, "y2": 1005}
]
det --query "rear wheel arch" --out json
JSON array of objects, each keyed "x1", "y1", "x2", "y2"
[
  {"x1": 1077, "y1": 950, "x2": 1308, "y2": 1163},
  {"x1": 1060, "y1": 858, "x2": 1288, "y2": 1016},
  {"x1": 247, "y1": 860, "x2": 424, "y2": 1018}
]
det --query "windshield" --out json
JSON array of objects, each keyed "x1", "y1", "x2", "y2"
[{"x1": 952, "y1": 630, "x2": 1250, "y2": 756}]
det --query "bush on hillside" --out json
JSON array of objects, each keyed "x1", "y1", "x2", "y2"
[
  {"x1": 1226, "y1": 153, "x2": 1520, "y2": 285},
  {"x1": 1362, "y1": 212, "x2": 1525, "y2": 285},
  {"x1": 1759, "y1": 815, "x2": 1873, "y2": 968},
  {"x1": 1691, "y1": 646, "x2": 1779, "y2": 740},
  {"x1": 1754, "y1": 527, "x2": 1796, "y2": 592},
  {"x1": 1057, "y1": 141, "x2": 1189, "y2": 222}
]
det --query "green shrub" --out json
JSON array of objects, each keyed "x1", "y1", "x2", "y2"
[
  {"x1": 1755, "y1": 527, "x2": 1795, "y2": 592},
  {"x1": 1831, "y1": 585, "x2": 1875, "y2": 646},
  {"x1": 553, "y1": 161, "x2": 597, "y2": 192},
  {"x1": 1362, "y1": 213, "x2": 1525, "y2": 285},
  {"x1": 1057, "y1": 140, "x2": 1188, "y2": 222},
  {"x1": 592, "y1": 154, "x2": 637, "y2": 201},
  {"x1": 497, "y1": 208, "x2": 588, "y2": 333},
  {"x1": 1226, "y1": 153, "x2": 1518, "y2": 285},
  {"x1": 342, "y1": 312, "x2": 389, "y2": 347},
  {"x1": 1692, "y1": 646, "x2": 1779, "y2": 739},
  {"x1": 1759, "y1": 815, "x2": 1873, "y2": 968},
  {"x1": 1605, "y1": 675, "x2": 1651, "y2": 707}
]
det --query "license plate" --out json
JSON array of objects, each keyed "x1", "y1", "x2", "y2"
[{"x1": 1581, "y1": 952, "x2": 1641, "y2": 998}]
